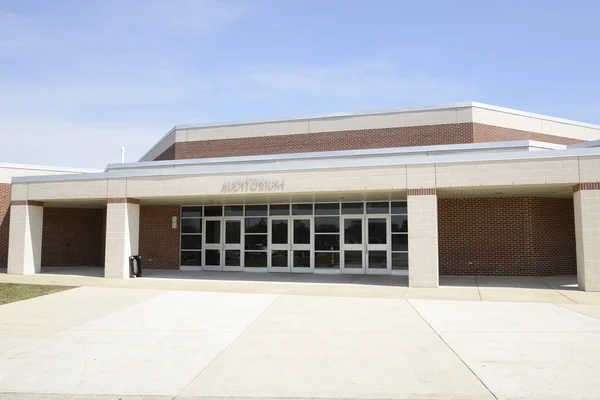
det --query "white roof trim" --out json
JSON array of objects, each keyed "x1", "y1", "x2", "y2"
[
  {"x1": 569, "y1": 139, "x2": 600, "y2": 148},
  {"x1": 0, "y1": 163, "x2": 99, "y2": 173},
  {"x1": 13, "y1": 145, "x2": 600, "y2": 184}
]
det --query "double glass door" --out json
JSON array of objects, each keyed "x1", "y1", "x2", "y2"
[
  {"x1": 268, "y1": 217, "x2": 313, "y2": 273},
  {"x1": 341, "y1": 215, "x2": 390, "y2": 274},
  {"x1": 203, "y1": 217, "x2": 242, "y2": 271}
]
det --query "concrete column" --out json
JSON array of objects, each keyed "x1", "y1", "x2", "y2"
[
  {"x1": 574, "y1": 183, "x2": 600, "y2": 291},
  {"x1": 407, "y1": 189, "x2": 439, "y2": 288},
  {"x1": 7, "y1": 201, "x2": 44, "y2": 275},
  {"x1": 104, "y1": 198, "x2": 140, "y2": 279}
]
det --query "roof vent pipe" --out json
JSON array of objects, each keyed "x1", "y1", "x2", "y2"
[{"x1": 121, "y1": 146, "x2": 125, "y2": 163}]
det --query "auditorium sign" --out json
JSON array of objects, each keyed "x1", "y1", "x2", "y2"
[{"x1": 221, "y1": 178, "x2": 285, "y2": 193}]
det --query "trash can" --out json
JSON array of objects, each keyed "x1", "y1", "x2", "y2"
[{"x1": 129, "y1": 255, "x2": 142, "y2": 278}]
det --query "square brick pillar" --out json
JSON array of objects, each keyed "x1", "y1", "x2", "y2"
[
  {"x1": 104, "y1": 199, "x2": 140, "y2": 279},
  {"x1": 574, "y1": 183, "x2": 600, "y2": 291},
  {"x1": 408, "y1": 189, "x2": 439, "y2": 288},
  {"x1": 7, "y1": 201, "x2": 44, "y2": 275}
]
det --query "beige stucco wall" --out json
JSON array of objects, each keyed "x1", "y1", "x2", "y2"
[
  {"x1": 574, "y1": 189, "x2": 600, "y2": 291},
  {"x1": 7, "y1": 204, "x2": 43, "y2": 275},
  {"x1": 104, "y1": 202, "x2": 139, "y2": 279},
  {"x1": 408, "y1": 194, "x2": 439, "y2": 288}
]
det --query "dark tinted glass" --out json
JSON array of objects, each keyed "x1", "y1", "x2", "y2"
[
  {"x1": 293, "y1": 250, "x2": 311, "y2": 268},
  {"x1": 245, "y1": 251, "x2": 267, "y2": 267},
  {"x1": 225, "y1": 250, "x2": 241, "y2": 266},
  {"x1": 205, "y1": 220, "x2": 221, "y2": 243},
  {"x1": 315, "y1": 251, "x2": 340, "y2": 269},
  {"x1": 315, "y1": 234, "x2": 340, "y2": 251},
  {"x1": 344, "y1": 218, "x2": 362, "y2": 244},
  {"x1": 224, "y1": 205, "x2": 243, "y2": 216},
  {"x1": 392, "y1": 253, "x2": 409, "y2": 270},
  {"x1": 293, "y1": 219, "x2": 311, "y2": 244},
  {"x1": 245, "y1": 235, "x2": 268, "y2": 250},
  {"x1": 366, "y1": 202, "x2": 389, "y2": 214},
  {"x1": 315, "y1": 203, "x2": 340, "y2": 215},
  {"x1": 181, "y1": 206, "x2": 202, "y2": 218},
  {"x1": 292, "y1": 204, "x2": 313, "y2": 215},
  {"x1": 180, "y1": 251, "x2": 201, "y2": 266},
  {"x1": 391, "y1": 216, "x2": 408, "y2": 233},
  {"x1": 271, "y1": 220, "x2": 288, "y2": 244},
  {"x1": 245, "y1": 205, "x2": 268, "y2": 216},
  {"x1": 368, "y1": 251, "x2": 387, "y2": 269},
  {"x1": 225, "y1": 220, "x2": 241, "y2": 244},
  {"x1": 391, "y1": 201, "x2": 408, "y2": 214},
  {"x1": 344, "y1": 251, "x2": 362, "y2": 268},
  {"x1": 181, "y1": 235, "x2": 202, "y2": 250},
  {"x1": 181, "y1": 218, "x2": 201, "y2": 233},
  {"x1": 392, "y1": 234, "x2": 408, "y2": 251},
  {"x1": 269, "y1": 204, "x2": 290, "y2": 215},
  {"x1": 245, "y1": 217, "x2": 267, "y2": 233},
  {"x1": 315, "y1": 217, "x2": 339, "y2": 233},
  {"x1": 205, "y1": 249, "x2": 220, "y2": 265},
  {"x1": 342, "y1": 203, "x2": 364, "y2": 214},
  {"x1": 204, "y1": 206, "x2": 223, "y2": 217},
  {"x1": 368, "y1": 218, "x2": 387, "y2": 244},
  {"x1": 271, "y1": 250, "x2": 288, "y2": 267}
]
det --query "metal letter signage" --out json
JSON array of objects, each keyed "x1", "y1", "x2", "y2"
[{"x1": 221, "y1": 178, "x2": 285, "y2": 193}]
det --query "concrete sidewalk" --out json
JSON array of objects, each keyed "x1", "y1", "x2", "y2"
[
  {"x1": 1, "y1": 286, "x2": 600, "y2": 399},
  {"x1": 1, "y1": 267, "x2": 600, "y2": 305}
]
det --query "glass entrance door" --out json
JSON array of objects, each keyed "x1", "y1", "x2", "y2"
[
  {"x1": 291, "y1": 217, "x2": 312, "y2": 273},
  {"x1": 342, "y1": 216, "x2": 365, "y2": 274},
  {"x1": 269, "y1": 217, "x2": 290, "y2": 272},
  {"x1": 203, "y1": 218, "x2": 222, "y2": 271},
  {"x1": 223, "y1": 218, "x2": 242, "y2": 271},
  {"x1": 366, "y1": 216, "x2": 390, "y2": 274}
]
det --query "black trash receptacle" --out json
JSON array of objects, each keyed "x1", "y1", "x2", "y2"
[{"x1": 129, "y1": 255, "x2": 142, "y2": 278}]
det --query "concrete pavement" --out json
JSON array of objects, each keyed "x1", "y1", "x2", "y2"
[{"x1": 1, "y1": 285, "x2": 600, "y2": 399}]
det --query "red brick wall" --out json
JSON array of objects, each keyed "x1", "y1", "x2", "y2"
[
  {"x1": 152, "y1": 122, "x2": 584, "y2": 161},
  {"x1": 42, "y1": 207, "x2": 105, "y2": 267},
  {"x1": 139, "y1": 205, "x2": 180, "y2": 269},
  {"x1": 438, "y1": 197, "x2": 576, "y2": 275},
  {"x1": 473, "y1": 123, "x2": 581, "y2": 145},
  {"x1": 0, "y1": 183, "x2": 11, "y2": 268}
]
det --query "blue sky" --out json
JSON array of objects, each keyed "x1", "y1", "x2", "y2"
[{"x1": 1, "y1": 0, "x2": 599, "y2": 168}]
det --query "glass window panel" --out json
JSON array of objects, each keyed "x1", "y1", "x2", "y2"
[
  {"x1": 205, "y1": 220, "x2": 221, "y2": 244},
  {"x1": 366, "y1": 202, "x2": 389, "y2": 214},
  {"x1": 225, "y1": 250, "x2": 241, "y2": 266},
  {"x1": 344, "y1": 218, "x2": 362, "y2": 244},
  {"x1": 245, "y1": 235, "x2": 268, "y2": 250},
  {"x1": 368, "y1": 218, "x2": 387, "y2": 244},
  {"x1": 368, "y1": 251, "x2": 387, "y2": 269},
  {"x1": 271, "y1": 219, "x2": 288, "y2": 244},
  {"x1": 181, "y1": 206, "x2": 202, "y2": 218},
  {"x1": 392, "y1": 252, "x2": 409, "y2": 270},
  {"x1": 391, "y1": 201, "x2": 408, "y2": 215},
  {"x1": 293, "y1": 219, "x2": 311, "y2": 244},
  {"x1": 315, "y1": 234, "x2": 340, "y2": 251},
  {"x1": 391, "y1": 215, "x2": 408, "y2": 233},
  {"x1": 224, "y1": 205, "x2": 243, "y2": 216},
  {"x1": 245, "y1": 205, "x2": 268, "y2": 216},
  {"x1": 342, "y1": 203, "x2": 364, "y2": 214},
  {"x1": 204, "y1": 206, "x2": 223, "y2": 217},
  {"x1": 181, "y1": 218, "x2": 201, "y2": 233},
  {"x1": 271, "y1": 250, "x2": 288, "y2": 267},
  {"x1": 315, "y1": 216, "x2": 339, "y2": 233},
  {"x1": 315, "y1": 203, "x2": 340, "y2": 215},
  {"x1": 244, "y1": 251, "x2": 267, "y2": 267},
  {"x1": 205, "y1": 249, "x2": 220, "y2": 265},
  {"x1": 245, "y1": 217, "x2": 268, "y2": 233},
  {"x1": 392, "y1": 234, "x2": 408, "y2": 251},
  {"x1": 181, "y1": 235, "x2": 202, "y2": 250},
  {"x1": 292, "y1": 204, "x2": 313, "y2": 215},
  {"x1": 315, "y1": 251, "x2": 340, "y2": 269},
  {"x1": 344, "y1": 251, "x2": 363, "y2": 269},
  {"x1": 225, "y1": 220, "x2": 241, "y2": 244},
  {"x1": 180, "y1": 251, "x2": 201, "y2": 266},
  {"x1": 293, "y1": 250, "x2": 311, "y2": 268},
  {"x1": 269, "y1": 204, "x2": 290, "y2": 216}
]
